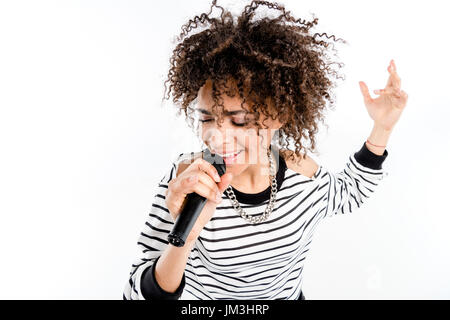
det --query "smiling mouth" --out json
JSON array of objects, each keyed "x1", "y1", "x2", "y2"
[
  {"x1": 214, "y1": 150, "x2": 242, "y2": 158},
  {"x1": 220, "y1": 150, "x2": 243, "y2": 165}
]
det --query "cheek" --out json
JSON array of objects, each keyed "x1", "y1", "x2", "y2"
[
  {"x1": 241, "y1": 132, "x2": 266, "y2": 154},
  {"x1": 240, "y1": 129, "x2": 260, "y2": 149},
  {"x1": 240, "y1": 140, "x2": 264, "y2": 165}
]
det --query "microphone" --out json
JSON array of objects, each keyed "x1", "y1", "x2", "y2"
[{"x1": 167, "y1": 148, "x2": 226, "y2": 247}]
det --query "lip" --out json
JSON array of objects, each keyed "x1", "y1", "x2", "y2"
[
  {"x1": 211, "y1": 150, "x2": 242, "y2": 157},
  {"x1": 219, "y1": 150, "x2": 243, "y2": 165}
]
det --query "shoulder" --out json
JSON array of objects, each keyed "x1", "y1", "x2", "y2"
[{"x1": 279, "y1": 148, "x2": 319, "y2": 179}]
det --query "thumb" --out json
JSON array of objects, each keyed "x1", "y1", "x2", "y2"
[
  {"x1": 359, "y1": 81, "x2": 373, "y2": 103},
  {"x1": 217, "y1": 172, "x2": 233, "y2": 193}
]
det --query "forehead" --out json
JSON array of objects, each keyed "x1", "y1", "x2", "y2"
[{"x1": 197, "y1": 79, "x2": 251, "y2": 114}]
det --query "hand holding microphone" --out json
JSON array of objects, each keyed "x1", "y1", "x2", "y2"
[{"x1": 166, "y1": 149, "x2": 233, "y2": 247}]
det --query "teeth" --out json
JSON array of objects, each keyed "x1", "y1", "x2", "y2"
[{"x1": 218, "y1": 151, "x2": 239, "y2": 157}]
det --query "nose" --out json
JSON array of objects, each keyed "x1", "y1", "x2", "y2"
[{"x1": 203, "y1": 122, "x2": 237, "y2": 152}]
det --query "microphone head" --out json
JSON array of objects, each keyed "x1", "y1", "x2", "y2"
[{"x1": 202, "y1": 148, "x2": 226, "y2": 177}]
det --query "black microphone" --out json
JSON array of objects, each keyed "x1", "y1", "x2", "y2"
[{"x1": 167, "y1": 148, "x2": 226, "y2": 247}]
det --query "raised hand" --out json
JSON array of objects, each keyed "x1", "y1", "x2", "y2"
[{"x1": 359, "y1": 59, "x2": 409, "y2": 131}]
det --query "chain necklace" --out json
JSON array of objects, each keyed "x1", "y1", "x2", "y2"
[{"x1": 224, "y1": 148, "x2": 278, "y2": 224}]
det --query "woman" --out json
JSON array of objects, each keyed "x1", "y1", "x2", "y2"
[{"x1": 123, "y1": 0, "x2": 408, "y2": 300}]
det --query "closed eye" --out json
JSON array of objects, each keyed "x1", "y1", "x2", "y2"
[{"x1": 199, "y1": 119, "x2": 248, "y2": 127}]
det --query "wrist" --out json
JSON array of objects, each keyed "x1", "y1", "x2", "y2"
[
  {"x1": 169, "y1": 238, "x2": 196, "y2": 252},
  {"x1": 168, "y1": 244, "x2": 193, "y2": 254},
  {"x1": 373, "y1": 123, "x2": 393, "y2": 136},
  {"x1": 366, "y1": 124, "x2": 392, "y2": 156}
]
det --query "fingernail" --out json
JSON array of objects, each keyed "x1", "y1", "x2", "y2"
[
  {"x1": 216, "y1": 192, "x2": 222, "y2": 202},
  {"x1": 214, "y1": 173, "x2": 221, "y2": 182}
]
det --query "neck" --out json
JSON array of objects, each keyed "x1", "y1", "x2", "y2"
[{"x1": 230, "y1": 148, "x2": 276, "y2": 194}]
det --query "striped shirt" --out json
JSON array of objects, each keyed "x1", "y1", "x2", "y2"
[{"x1": 123, "y1": 141, "x2": 389, "y2": 300}]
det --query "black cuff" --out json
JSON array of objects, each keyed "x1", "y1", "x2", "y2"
[
  {"x1": 354, "y1": 141, "x2": 388, "y2": 170},
  {"x1": 140, "y1": 255, "x2": 185, "y2": 300}
]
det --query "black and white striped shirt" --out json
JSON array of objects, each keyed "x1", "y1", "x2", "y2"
[{"x1": 123, "y1": 141, "x2": 389, "y2": 300}]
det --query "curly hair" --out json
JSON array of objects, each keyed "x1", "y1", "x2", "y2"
[{"x1": 161, "y1": 0, "x2": 347, "y2": 164}]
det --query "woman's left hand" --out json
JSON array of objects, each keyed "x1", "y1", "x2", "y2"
[{"x1": 359, "y1": 59, "x2": 408, "y2": 131}]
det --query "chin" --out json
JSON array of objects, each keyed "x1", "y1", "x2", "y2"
[{"x1": 222, "y1": 150, "x2": 244, "y2": 168}]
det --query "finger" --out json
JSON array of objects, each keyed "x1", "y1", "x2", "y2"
[
  {"x1": 169, "y1": 174, "x2": 199, "y2": 196},
  {"x1": 386, "y1": 60, "x2": 401, "y2": 90},
  {"x1": 391, "y1": 59, "x2": 397, "y2": 72},
  {"x1": 393, "y1": 89, "x2": 408, "y2": 101},
  {"x1": 173, "y1": 173, "x2": 221, "y2": 203},
  {"x1": 359, "y1": 81, "x2": 373, "y2": 103},
  {"x1": 185, "y1": 158, "x2": 222, "y2": 183},
  {"x1": 374, "y1": 89, "x2": 383, "y2": 95},
  {"x1": 166, "y1": 175, "x2": 198, "y2": 218},
  {"x1": 217, "y1": 172, "x2": 233, "y2": 193},
  {"x1": 374, "y1": 87, "x2": 401, "y2": 97},
  {"x1": 214, "y1": 172, "x2": 234, "y2": 204},
  {"x1": 387, "y1": 70, "x2": 401, "y2": 89},
  {"x1": 191, "y1": 178, "x2": 223, "y2": 203},
  {"x1": 183, "y1": 169, "x2": 221, "y2": 196},
  {"x1": 400, "y1": 89, "x2": 408, "y2": 99},
  {"x1": 194, "y1": 169, "x2": 221, "y2": 196}
]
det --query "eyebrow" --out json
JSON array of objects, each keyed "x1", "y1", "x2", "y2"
[{"x1": 194, "y1": 108, "x2": 247, "y2": 116}]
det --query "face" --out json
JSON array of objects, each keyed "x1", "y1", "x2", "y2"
[{"x1": 195, "y1": 79, "x2": 283, "y2": 176}]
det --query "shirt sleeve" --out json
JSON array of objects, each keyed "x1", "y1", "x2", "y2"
[
  {"x1": 122, "y1": 153, "x2": 189, "y2": 300},
  {"x1": 321, "y1": 141, "x2": 389, "y2": 218}
]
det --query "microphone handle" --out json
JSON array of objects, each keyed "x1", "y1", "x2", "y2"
[
  {"x1": 167, "y1": 148, "x2": 226, "y2": 247},
  {"x1": 167, "y1": 192, "x2": 208, "y2": 247}
]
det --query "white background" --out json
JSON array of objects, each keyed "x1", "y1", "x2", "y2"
[{"x1": 0, "y1": 0, "x2": 448, "y2": 299}]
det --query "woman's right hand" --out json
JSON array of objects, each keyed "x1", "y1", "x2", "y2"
[{"x1": 165, "y1": 157, "x2": 233, "y2": 244}]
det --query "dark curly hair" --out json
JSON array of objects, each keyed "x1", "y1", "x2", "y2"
[{"x1": 161, "y1": 0, "x2": 347, "y2": 164}]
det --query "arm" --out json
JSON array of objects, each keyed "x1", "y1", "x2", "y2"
[
  {"x1": 322, "y1": 58, "x2": 408, "y2": 218},
  {"x1": 123, "y1": 153, "x2": 192, "y2": 300},
  {"x1": 140, "y1": 241, "x2": 194, "y2": 299},
  {"x1": 322, "y1": 133, "x2": 389, "y2": 218}
]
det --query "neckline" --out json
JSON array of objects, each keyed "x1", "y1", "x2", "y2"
[{"x1": 228, "y1": 152, "x2": 287, "y2": 205}]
